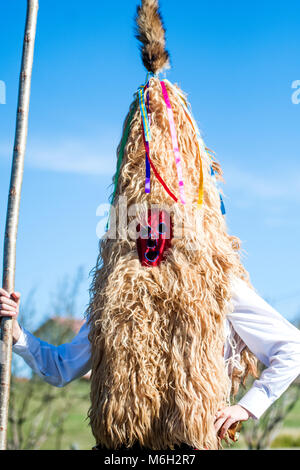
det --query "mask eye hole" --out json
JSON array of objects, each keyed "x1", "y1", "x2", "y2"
[
  {"x1": 158, "y1": 222, "x2": 167, "y2": 234},
  {"x1": 141, "y1": 225, "x2": 152, "y2": 239}
]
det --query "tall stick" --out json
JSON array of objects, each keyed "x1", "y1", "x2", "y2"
[{"x1": 0, "y1": 0, "x2": 39, "y2": 450}]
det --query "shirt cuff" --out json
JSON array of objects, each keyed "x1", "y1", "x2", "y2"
[
  {"x1": 12, "y1": 326, "x2": 40, "y2": 356},
  {"x1": 12, "y1": 327, "x2": 28, "y2": 352},
  {"x1": 238, "y1": 386, "x2": 273, "y2": 420}
]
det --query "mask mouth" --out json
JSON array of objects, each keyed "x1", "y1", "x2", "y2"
[
  {"x1": 144, "y1": 250, "x2": 159, "y2": 263},
  {"x1": 145, "y1": 239, "x2": 159, "y2": 263}
]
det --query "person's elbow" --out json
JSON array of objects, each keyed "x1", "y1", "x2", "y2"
[
  {"x1": 38, "y1": 353, "x2": 74, "y2": 388},
  {"x1": 38, "y1": 369, "x2": 71, "y2": 388},
  {"x1": 270, "y1": 340, "x2": 300, "y2": 377}
]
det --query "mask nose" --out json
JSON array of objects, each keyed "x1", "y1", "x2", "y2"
[{"x1": 146, "y1": 238, "x2": 157, "y2": 248}]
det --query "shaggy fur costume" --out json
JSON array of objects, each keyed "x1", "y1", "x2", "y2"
[{"x1": 87, "y1": 0, "x2": 257, "y2": 450}]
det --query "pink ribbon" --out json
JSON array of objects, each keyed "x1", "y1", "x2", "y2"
[{"x1": 160, "y1": 81, "x2": 186, "y2": 204}]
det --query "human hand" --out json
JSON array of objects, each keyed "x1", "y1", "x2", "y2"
[
  {"x1": 0, "y1": 288, "x2": 22, "y2": 344},
  {"x1": 214, "y1": 405, "x2": 250, "y2": 441}
]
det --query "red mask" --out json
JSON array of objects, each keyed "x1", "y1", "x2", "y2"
[{"x1": 136, "y1": 209, "x2": 173, "y2": 267}]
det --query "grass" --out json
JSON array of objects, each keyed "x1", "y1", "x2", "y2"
[
  {"x1": 8, "y1": 377, "x2": 93, "y2": 450},
  {"x1": 282, "y1": 398, "x2": 300, "y2": 428}
]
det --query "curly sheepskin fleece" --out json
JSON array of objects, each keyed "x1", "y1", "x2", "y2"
[
  {"x1": 87, "y1": 0, "x2": 257, "y2": 451},
  {"x1": 87, "y1": 79, "x2": 255, "y2": 450}
]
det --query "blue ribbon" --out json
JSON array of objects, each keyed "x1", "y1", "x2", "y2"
[{"x1": 211, "y1": 165, "x2": 226, "y2": 215}]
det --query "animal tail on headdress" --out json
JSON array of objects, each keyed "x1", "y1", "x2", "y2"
[{"x1": 135, "y1": 0, "x2": 170, "y2": 74}]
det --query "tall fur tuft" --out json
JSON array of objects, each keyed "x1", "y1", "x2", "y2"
[{"x1": 135, "y1": 0, "x2": 170, "y2": 74}]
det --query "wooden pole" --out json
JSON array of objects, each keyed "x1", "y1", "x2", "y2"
[{"x1": 0, "y1": 0, "x2": 39, "y2": 450}]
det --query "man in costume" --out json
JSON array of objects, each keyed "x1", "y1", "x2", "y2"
[{"x1": 1, "y1": 0, "x2": 300, "y2": 451}]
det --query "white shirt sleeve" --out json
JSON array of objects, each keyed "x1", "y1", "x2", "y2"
[
  {"x1": 12, "y1": 320, "x2": 91, "y2": 387},
  {"x1": 228, "y1": 278, "x2": 300, "y2": 419}
]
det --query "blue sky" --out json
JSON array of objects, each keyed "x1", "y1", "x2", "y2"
[{"x1": 1, "y1": 0, "x2": 300, "y2": 332}]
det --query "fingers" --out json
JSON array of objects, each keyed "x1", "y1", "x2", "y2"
[
  {"x1": 0, "y1": 303, "x2": 17, "y2": 312},
  {"x1": 0, "y1": 296, "x2": 18, "y2": 309},
  {"x1": 0, "y1": 288, "x2": 10, "y2": 298},
  {"x1": 0, "y1": 289, "x2": 21, "y2": 303},
  {"x1": 215, "y1": 410, "x2": 224, "y2": 421},
  {"x1": 0, "y1": 296, "x2": 19, "y2": 320},
  {"x1": 0, "y1": 307, "x2": 18, "y2": 317},
  {"x1": 219, "y1": 417, "x2": 236, "y2": 440},
  {"x1": 0, "y1": 311, "x2": 18, "y2": 318},
  {"x1": 215, "y1": 405, "x2": 250, "y2": 442},
  {"x1": 11, "y1": 292, "x2": 21, "y2": 303},
  {"x1": 0, "y1": 290, "x2": 20, "y2": 320},
  {"x1": 214, "y1": 414, "x2": 228, "y2": 434},
  {"x1": 214, "y1": 408, "x2": 238, "y2": 441}
]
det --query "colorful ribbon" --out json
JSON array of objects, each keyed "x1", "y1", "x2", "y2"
[
  {"x1": 179, "y1": 106, "x2": 204, "y2": 206},
  {"x1": 110, "y1": 101, "x2": 137, "y2": 204},
  {"x1": 141, "y1": 118, "x2": 178, "y2": 203},
  {"x1": 163, "y1": 79, "x2": 226, "y2": 215},
  {"x1": 106, "y1": 101, "x2": 137, "y2": 231},
  {"x1": 109, "y1": 75, "x2": 225, "y2": 223},
  {"x1": 138, "y1": 81, "x2": 153, "y2": 193},
  {"x1": 138, "y1": 74, "x2": 178, "y2": 202},
  {"x1": 162, "y1": 80, "x2": 204, "y2": 207},
  {"x1": 138, "y1": 86, "x2": 152, "y2": 143},
  {"x1": 160, "y1": 81, "x2": 186, "y2": 205},
  {"x1": 211, "y1": 165, "x2": 226, "y2": 215},
  {"x1": 145, "y1": 150, "x2": 151, "y2": 193},
  {"x1": 145, "y1": 84, "x2": 151, "y2": 193},
  {"x1": 220, "y1": 194, "x2": 226, "y2": 215}
]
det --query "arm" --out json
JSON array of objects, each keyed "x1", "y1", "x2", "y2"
[
  {"x1": 228, "y1": 277, "x2": 300, "y2": 419},
  {"x1": 0, "y1": 287, "x2": 91, "y2": 387},
  {"x1": 215, "y1": 277, "x2": 300, "y2": 439},
  {"x1": 12, "y1": 321, "x2": 91, "y2": 387}
]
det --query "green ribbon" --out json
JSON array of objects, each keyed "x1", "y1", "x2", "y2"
[{"x1": 106, "y1": 100, "x2": 137, "y2": 231}]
